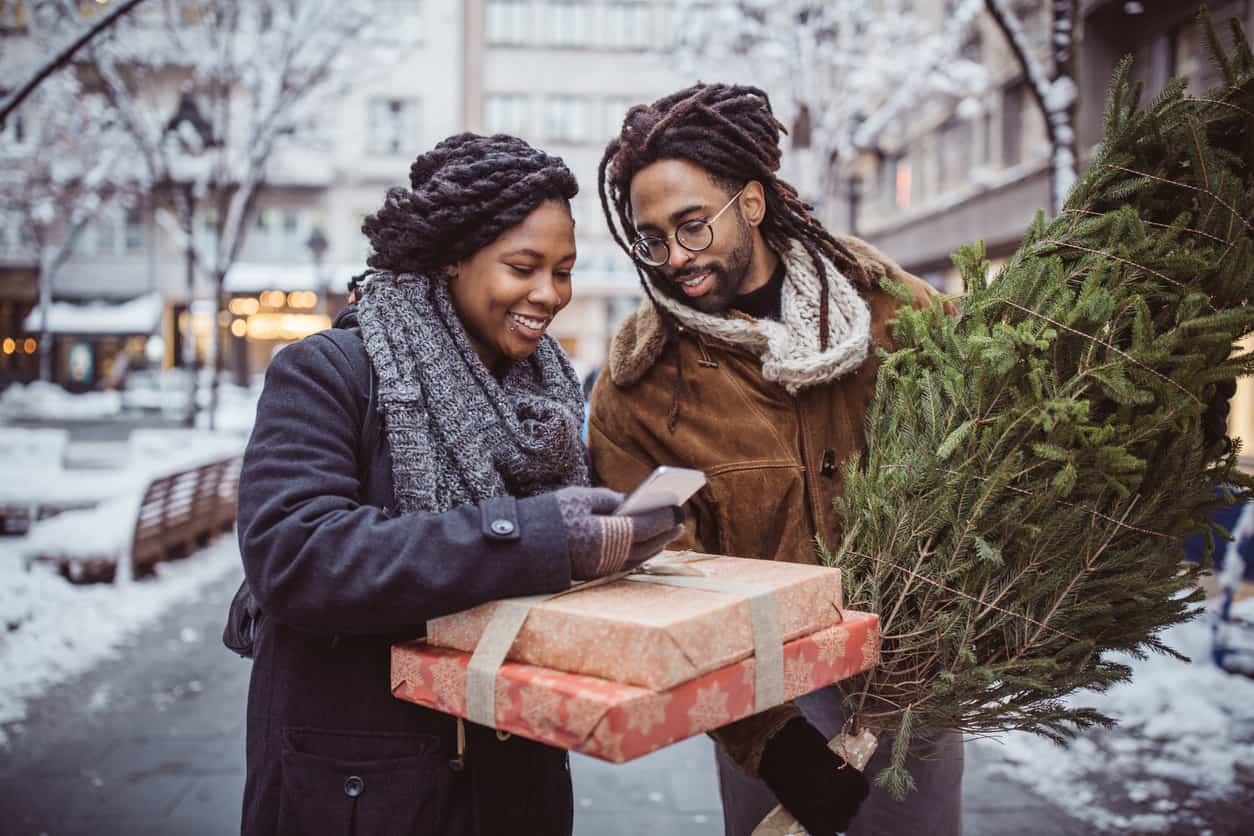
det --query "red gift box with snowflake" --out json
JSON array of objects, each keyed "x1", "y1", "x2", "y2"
[{"x1": 390, "y1": 609, "x2": 879, "y2": 763}]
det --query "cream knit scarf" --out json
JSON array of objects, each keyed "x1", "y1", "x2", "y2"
[{"x1": 648, "y1": 240, "x2": 873, "y2": 394}]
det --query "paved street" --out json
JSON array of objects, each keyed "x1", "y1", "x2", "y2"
[{"x1": 0, "y1": 563, "x2": 1084, "y2": 836}]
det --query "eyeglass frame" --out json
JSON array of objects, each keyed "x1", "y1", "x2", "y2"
[{"x1": 629, "y1": 186, "x2": 747, "y2": 267}]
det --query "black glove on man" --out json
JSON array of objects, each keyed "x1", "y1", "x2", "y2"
[
  {"x1": 758, "y1": 717, "x2": 871, "y2": 836},
  {"x1": 1202, "y1": 379, "x2": 1238, "y2": 450}
]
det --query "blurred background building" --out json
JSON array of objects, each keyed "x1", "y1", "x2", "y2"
[{"x1": 1, "y1": 0, "x2": 1252, "y2": 439}]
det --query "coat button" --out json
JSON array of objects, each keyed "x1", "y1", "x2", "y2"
[
  {"x1": 820, "y1": 448, "x2": 837, "y2": 478},
  {"x1": 490, "y1": 519, "x2": 516, "y2": 536},
  {"x1": 344, "y1": 775, "x2": 365, "y2": 798}
]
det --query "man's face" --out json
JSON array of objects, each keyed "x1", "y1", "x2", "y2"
[{"x1": 628, "y1": 159, "x2": 756, "y2": 314}]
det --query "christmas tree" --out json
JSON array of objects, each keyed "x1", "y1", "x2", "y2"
[{"x1": 832, "y1": 13, "x2": 1254, "y2": 797}]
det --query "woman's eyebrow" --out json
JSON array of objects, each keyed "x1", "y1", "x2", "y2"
[{"x1": 500, "y1": 248, "x2": 544, "y2": 259}]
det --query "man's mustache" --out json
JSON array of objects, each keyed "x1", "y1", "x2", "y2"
[{"x1": 670, "y1": 263, "x2": 723, "y2": 282}]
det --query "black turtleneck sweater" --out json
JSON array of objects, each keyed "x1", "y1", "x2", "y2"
[{"x1": 733, "y1": 259, "x2": 785, "y2": 321}]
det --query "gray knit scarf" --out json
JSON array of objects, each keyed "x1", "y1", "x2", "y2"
[{"x1": 355, "y1": 271, "x2": 590, "y2": 514}]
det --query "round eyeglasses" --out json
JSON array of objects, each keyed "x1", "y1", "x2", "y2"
[{"x1": 629, "y1": 187, "x2": 746, "y2": 267}]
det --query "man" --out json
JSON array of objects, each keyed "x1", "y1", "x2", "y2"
[{"x1": 587, "y1": 84, "x2": 963, "y2": 836}]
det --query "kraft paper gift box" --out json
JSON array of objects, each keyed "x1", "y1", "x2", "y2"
[
  {"x1": 425, "y1": 553, "x2": 845, "y2": 691},
  {"x1": 391, "y1": 609, "x2": 880, "y2": 763}
]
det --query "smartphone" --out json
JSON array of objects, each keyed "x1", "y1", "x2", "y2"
[{"x1": 614, "y1": 466, "x2": 707, "y2": 516}]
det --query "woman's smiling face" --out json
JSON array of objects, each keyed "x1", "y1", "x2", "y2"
[{"x1": 447, "y1": 200, "x2": 576, "y2": 372}]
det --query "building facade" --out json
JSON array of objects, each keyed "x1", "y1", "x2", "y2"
[
  {"x1": 848, "y1": 0, "x2": 1254, "y2": 445},
  {"x1": 1, "y1": 0, "x2": 696, "y2": 391}
]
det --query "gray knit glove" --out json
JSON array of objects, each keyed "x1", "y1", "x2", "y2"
[{"x1": 554, "y1": 487, "x2": 684, "y2": 580}]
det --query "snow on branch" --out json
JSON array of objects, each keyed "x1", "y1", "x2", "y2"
[
  {"x1": 672, "y1": 0, "x2": 988, "y2": 207},
  {"x1": 0, "y1": 0, "x2": 152, "y2": 129},
  {"x1": 985, "y1": 0, "x2": 1078, "y2": 212}
]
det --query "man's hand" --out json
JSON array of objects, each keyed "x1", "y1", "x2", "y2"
[{"x1": 758, "y1": 717, "x2": 870, "y2": 836}]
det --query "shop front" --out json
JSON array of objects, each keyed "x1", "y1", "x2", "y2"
[
  {"x1": 221, "y1": 262, "x2": 348, "y2": 384},
  {"x1": 21, "y1": 293, "x2": 164, "y2": 391}
]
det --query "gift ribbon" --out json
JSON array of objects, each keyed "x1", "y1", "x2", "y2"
[
  {"x1": 454, "y1": 552, "x2": 786, "y2": 728},
  {"x1": 623, "y1": 573, "x2": 784, "y2": 711}
]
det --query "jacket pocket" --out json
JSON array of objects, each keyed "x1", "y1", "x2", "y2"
[
  {"x1": 704, "y1": 463, "x2": 808, "y2": 560},
  {"x1": 277, "y1": 727, "x2": 449, "y2": 836}
]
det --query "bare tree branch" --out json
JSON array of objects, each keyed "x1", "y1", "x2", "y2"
[{"x1": 0, "y1": 0, "x2": 152, "y2": 128}]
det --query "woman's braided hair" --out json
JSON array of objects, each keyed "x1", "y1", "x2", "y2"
[
  {"x1": 597, "y1": 84, "x2": 871, "y2": 354},
  {"x1": 351, "y1": 133, "x2": 577, "y2": 293}
]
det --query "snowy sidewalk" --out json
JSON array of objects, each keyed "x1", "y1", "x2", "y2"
[{"x1": 1, "y1": 536, "x2": 1251, "y2": 834}]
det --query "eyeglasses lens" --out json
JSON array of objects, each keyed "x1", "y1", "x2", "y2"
[
  {"x1": 676, "y1": 220, "x2": 714, "y2": 253},
  {"x1": 634, "y1": 238, "x2": 668, "y2": 266}
]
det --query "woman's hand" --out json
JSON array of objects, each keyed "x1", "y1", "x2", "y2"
[{"x1": 554, "y1": 487, "x2": 683, "y2": 580}]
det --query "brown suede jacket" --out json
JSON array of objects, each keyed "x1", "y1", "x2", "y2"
[{"x1": 587, "y1": 236, "x2": 946, "y2": 776}]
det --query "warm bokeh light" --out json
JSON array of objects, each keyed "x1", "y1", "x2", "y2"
[
  {"x1": 23, "y1": 338, "x2": 36, "y2": 354},
  {"x1": 245, "y1": 313, "x2": 331, "y2": 341},
  {"x1": 229, "y1": 297, "x2": 261, "y2": 316},
  {"x1": 1, "y1": 338, "x2": 15, "y2": 355},
  {"x1": 286, "y1": 291, "x2": 318, "y2": 309},
  {"x1": 260, "y1": 290, "x2": 288, "y2": 309},
  {"x1": 230, "y1": 318, "x2": 248, "y2": 338}
]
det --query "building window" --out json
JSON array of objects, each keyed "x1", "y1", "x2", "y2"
[
  {"x1": 282, "y1": 210, "x2": 302, "y2": 258},
  {"x1": 546, "y1": 0, "x2": 578, "y2": 47},
  {"x1": 937, "y1": 118, "x2": 973, "y2": 193},
  {"x1": 124, "y1": 207, "x2": 145, "y2": 254},
  {"x1": 367, "y1": 98, "x2": 418, "y2": 155},
  {"x1": 486, "y1": 0, "x2": 531, "y2": 46},
  {"x1": 601, "y1": 96, "x2": 636, "y2": 140},
  {"x1": 895, "y1": 158, "x2": 912, "y2": 210},
  {"x1": 94, "y1": 214, "x2": 117, "y2": 256},
  {"x1": 543, "y1": 96, "x2": 596, "y2": 144},
  {"x1": 485, "y1": 93, "x2": 531, "y2": 137},
  {"x1": 1002, "y1": 81, "x2": 1025, "y2": 168}
]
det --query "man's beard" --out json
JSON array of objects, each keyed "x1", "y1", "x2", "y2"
[{"x1": 652, "y1": 222, "x2": 755, "y2": 314}]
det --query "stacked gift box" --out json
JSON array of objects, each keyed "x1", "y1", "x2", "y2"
[{"x1": 391, "y1": 553, "x2": 880, "y2": 763}]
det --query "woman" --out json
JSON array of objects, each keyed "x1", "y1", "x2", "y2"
[{"x1": 236, "y1": 133, "x2": 683, "y2": 836}]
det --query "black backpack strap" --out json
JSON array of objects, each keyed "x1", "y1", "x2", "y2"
[
  {"x1": 226, "y1": 327, "x2": 381, "y2": 660},
  {"x1": 313, "y1": 327, "x2": 380, "y2": 486}
]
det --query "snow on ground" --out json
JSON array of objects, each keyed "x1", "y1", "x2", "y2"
[
  {"x1": 980, "y1": 598, "x2": 1254, "y2": 833},
  {"x1": 0, "y1": 381, "x2": 122, "y2": 421},
  {"x1": 0, "y1": 535, "x2": 240, "y2": 747},
  {"x1": 0, "y1": 428, "x2": 246, "y2": 509}
]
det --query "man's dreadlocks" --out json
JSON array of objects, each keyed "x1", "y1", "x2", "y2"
[
  {"x1": 597, "y1": 83, "x2": 872, "y2": 353},
  {"x1": 349, "y1": 132, "x2": 577, "y2": 296}
]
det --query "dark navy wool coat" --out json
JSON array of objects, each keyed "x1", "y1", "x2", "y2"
[{"x1": 237, "y1": 314, "x2": 575, "y2": 836}]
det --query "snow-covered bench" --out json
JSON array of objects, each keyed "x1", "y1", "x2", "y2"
[
  {"x1": 21, "y1": 454, "x2": 242, "y2": 583},
  {"x1": 0, "y1": 428, "x2": 74, "y2": 534}
]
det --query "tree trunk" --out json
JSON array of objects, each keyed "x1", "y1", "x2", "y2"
[
  {"x1": 180, "y1": 187, "x2": 199, "y2": 428},
  {"x1": 37, "y1": 252, "x2": 53, "y2": 383}
]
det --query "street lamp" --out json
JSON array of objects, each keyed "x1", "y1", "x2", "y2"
[{"x1": 305, "y1": 225, "x2": 329, "y2": 314}]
